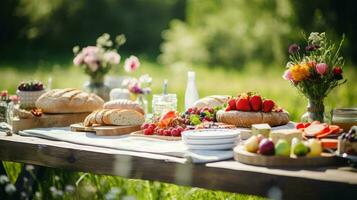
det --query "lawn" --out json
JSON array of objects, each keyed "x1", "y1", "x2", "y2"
[{"x1": 0, "y1": 55, "x2": 356, "y2": 199}]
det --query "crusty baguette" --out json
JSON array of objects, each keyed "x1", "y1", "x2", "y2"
[
  {"x1": 94, "y1": 109, "x2": 108, "y2": 125},
  {"x1": 105, "y1": 109, "x2": 145, "y2": 126},
  {"x1": 193, "y1": 95, "x2": 230, "y2": 109},
  {"x1": 35, "y1": 88, "x2": 104, "y2": 113},
  {"x1": 83, "y1": 113, "x2": 95, "y2": 127},
  {"x1": 103, "y1": 99, "x2": 144, "y2": 114},
  {"x1": 216, "y1": 110, "x2": 289, "y2": 127}
]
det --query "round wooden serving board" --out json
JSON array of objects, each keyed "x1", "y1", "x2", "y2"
[{"x1": 234, "y1": 145, "x2": 338, "y2": 167}]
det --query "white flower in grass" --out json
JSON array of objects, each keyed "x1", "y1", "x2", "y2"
[
  {"x1": 5, "y1": 183, "x2": 16, "y2": 194},
  {"x1": 105, "y1": 187, "x2": 121, "y2": 200},
  {"x1": 50, "y1": 186, "x2": 57, "y2": 194},
  {"x1": 25, "y1": 165, "x2": 34, "y2": 171},
  {"x1": 0, "y1": 175, "x2": 9, "y2": 184},
  {"x1": 65, "y1": 185, "x2": 75, "y2": 193},
  {"x1": 124, "y1": 55, "x2": 140, "y2": 72},
  {"x1": 54, "y1": 176, "x2": 60, "y2": 181}
]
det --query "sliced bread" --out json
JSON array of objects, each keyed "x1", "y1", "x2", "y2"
[{"x1": 104, "y1": 109, "x2": 145, "y2": 126}]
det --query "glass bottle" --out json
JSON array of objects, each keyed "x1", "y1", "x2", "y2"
[{"x1": 185, "y1": 71, "x2": 199, "y2": 110}]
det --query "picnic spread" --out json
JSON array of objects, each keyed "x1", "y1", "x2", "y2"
[{"x1": 1, "y1": 32, "x2": 357, "y2": 199}]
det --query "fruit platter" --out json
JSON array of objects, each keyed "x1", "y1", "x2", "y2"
[
  {"x1": 234, "y1": 126, "x2": 341, "y2": 167},
  {"x1": 132, "y1": 105, "x2": 227, "y2": 140}
]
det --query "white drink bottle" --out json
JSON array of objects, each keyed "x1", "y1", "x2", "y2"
[{"x1": 185, "y1": 71, "x2": 199, "y2": 110}]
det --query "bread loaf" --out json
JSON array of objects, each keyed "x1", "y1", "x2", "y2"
[
  {"x1": 216, "y1": 110, "x2": 290, "y2": 127},
  {"x1": 193, "y1": 95, "x2": 230, "y2": 109},
  {"x1": 103, "y1": 109, "x2": 144, "y2": 126},
  {"x1": 103, "y1": 99, "x2": 144, "y2": 114},
  {"x1": 36, "y1": 88, "x2": 104, "y2": 113}
]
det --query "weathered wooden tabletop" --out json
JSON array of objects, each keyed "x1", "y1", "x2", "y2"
[{"x1": 1, "y1": 134, "x2": 357, "y2": 199}]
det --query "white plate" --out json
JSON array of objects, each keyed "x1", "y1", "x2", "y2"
[
  {"x1": 183, "y1": 137, "x2": 238, "y2": 145},
  {"x1": 182, "y1": 129, "x2": 240, "y2": 140},
  {"x1": 186, "y1": 142, "x2": 236, "y2": 150}
]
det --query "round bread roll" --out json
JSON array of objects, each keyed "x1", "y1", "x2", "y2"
[
  {"x1": 103, "y1": 99, "x2": 144, "y2": 114},
  {"x1": 35, "y1": 88, "x2": 104, "y2": 113},
  {"x1": 216, "y1": 110, "x2": 290, "y2": 128},
  {"x1": 193, "y1": 95, "x2": 230, "y2": 109}
]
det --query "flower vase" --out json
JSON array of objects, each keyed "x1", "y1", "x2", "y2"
[
  {"x1": 301, "y1": 99, "x2": 327, "y2": 122},
  {"x1": 135, "y1": 94, "x2": 148, "y2": 115},
  {"x1": 83, "y1": 75, "x2": 110, "y2": 101}
]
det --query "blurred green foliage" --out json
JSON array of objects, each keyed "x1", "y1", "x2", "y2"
[
  {"x1": 160, "y1": 0, "x2": 294, "y2": 67},
  {"x1": 160, "y1": 0, "x2": 357, "y2": 67},
  {"x1": 0, "y1": 0, "x2": 185, "y2": 56}
]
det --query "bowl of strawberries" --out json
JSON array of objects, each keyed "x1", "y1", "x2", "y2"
[{"x1": 16, "y1": 81, "x2": 46, "y2": 109}]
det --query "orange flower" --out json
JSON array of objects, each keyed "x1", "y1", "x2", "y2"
[{"x1": 290, "y1": 63, "x2": 310, "y2": 82}]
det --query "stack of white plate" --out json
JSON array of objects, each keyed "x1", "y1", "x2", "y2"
[{"x1": 182, "y1": 129, "x2": 240, "y2": 150}]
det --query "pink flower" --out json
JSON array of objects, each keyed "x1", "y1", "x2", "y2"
[
  {"x1": 73, "y1": 53, "x2": 84, "y2": 66},
  {"x1": 10, "y1": 95, "x2": 19, "y2": 103},
  {"x1": 315, "y1": 63, "x2": 328, "y2": 75},
  {"x1": 1, "y1": 90, "x2": 8, "y2": 97},
  {"x1": 104, "y1": 51, "x2": 121, "y2": 64},
  {"x1": 282, "y1": 69, "x2": 293, "y2": 81},
  {"x1": 124, "y1": 55, "x2": 140, "y2": 72}
]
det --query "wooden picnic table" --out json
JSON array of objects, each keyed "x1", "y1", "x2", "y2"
[{"x1": 1, "y1": 133, "x2": 357, "y2": 199}]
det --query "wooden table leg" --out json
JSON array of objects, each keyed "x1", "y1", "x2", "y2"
[{"x1": 13, "y1": 164, "x2": 46, "y2": 200}]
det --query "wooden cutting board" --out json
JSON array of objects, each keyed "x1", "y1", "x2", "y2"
[
  {"x1": 12, "y1": 113, "x2": 90, "y2": 133},
  {"x1": 70, "y1": 123, "x2": 141, "y2": 136},
  {"x1": 234, "y1": 145, "x2": 340, "y2": 167},
  {"x1": 130, "y1": 130, "x2": 182, "y2": 141}
]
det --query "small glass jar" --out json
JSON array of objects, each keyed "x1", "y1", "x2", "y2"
[
  {"x1": 331, "y1": 108, "x2": 357, "y2": 132},
  {"x1": 152, "y1": 94, "x2": 177, "y2": 117}
]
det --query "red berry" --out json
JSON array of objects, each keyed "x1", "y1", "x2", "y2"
[
  {"x1": 304, "y1": 122, "x2": 311, "y2": 128},
  {"x1": 262, "y1": 99, "x2": 275, "y2": 113},
  {"x1": 236, "y1": 97, "x2": 251, "y2": 111},
  {"x1": 148, "y1": 124, "x2": 156, "y2": 130},
  {"x1": 158, "y1": 129, "x2": 165, "y2": 135},
  {"x1": 144, "y1": 128, "x2": 154, "y2": 135},
  {"x1": 295, "y1": 123, "x2": 305, "y2": 129},
  {"x1": 204, "y1": 116, "x2": 212, "y2": 121},
  {"x1": 228, "y1": 98, "x2": 236, "y2": 110},
  {"x1": 249, "y1": 95, "x2": 262, "y2": 112},
  {"x1": 164, "y1": 130, "x2": 171, "y2": 136},
  {"x1": 171, "y1": 129, "x2": 180, "y2": 137},
  {"x1": 208, "y1": 108, "x2": 214, "y2": 113},
  {"x1": 141, "y1": 123, "x2": 150, "y2": 129},
  {"x1": 177, "y1": 127, "x2": 184, "y2": 133},
  {"x1": 225, "y1": 105, "x2": 232, "y2": 111},
  {"x1": 188, "y1": 108, "x2": 193, "y2": 113}
]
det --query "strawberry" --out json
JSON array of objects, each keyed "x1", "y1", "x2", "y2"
[
  {"x1": 225, "y1": 105, "x2": 232, "y2": 111},
  {"x1": 249, "y1": 95, "x2": 262, "y2": 111},
  {"x1": 236, "y1": 97, "x2": 251, "y2": 111},
  {"x1": 228, "y1": 98, "x2": 236, "y2": 110},
  {"x1": 295, "y1": 123, "x2": 305, "y2": 129},
  {"x1": 262, "y1": 99, "x2": 275, "y2": 112}
]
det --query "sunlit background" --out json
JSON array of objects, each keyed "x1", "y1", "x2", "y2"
[{"x1": 1, "y1": 0, "x2": 356, "y2": 199}]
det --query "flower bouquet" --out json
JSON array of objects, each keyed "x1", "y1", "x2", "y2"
[
  {"x1": 122, "y1": 74, "x2": 152, "y2": 114},
  {"x1": 283, "y1": 32, "x2": 347, "y2": 122},
  {"x1": 73, "y1": 33, "x2": 139, "y2": 100}
]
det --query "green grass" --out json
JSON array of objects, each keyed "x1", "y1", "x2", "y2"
[{"x1": 0, "y1": 56, "x2": 356, "y2": 199}]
